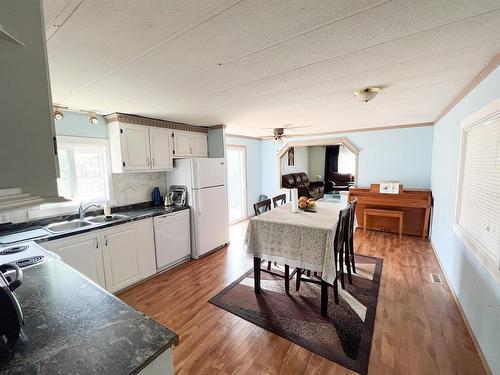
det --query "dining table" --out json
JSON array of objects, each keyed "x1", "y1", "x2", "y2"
[{"x1": 244, "y1": 200, "x2": 348, "y2": 315}]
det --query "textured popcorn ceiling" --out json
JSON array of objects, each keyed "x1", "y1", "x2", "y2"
[{"x1": 43, "y1": 0, "x2": 500, "y2": 137}]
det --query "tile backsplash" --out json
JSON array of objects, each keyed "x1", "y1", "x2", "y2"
[{"x1": 112, "y1": 172, "x2": 166, "y2": 205}]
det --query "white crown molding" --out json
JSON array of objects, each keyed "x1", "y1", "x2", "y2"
[{"x1": 104, "y1": 113, "x2": 208, "y2": 133}]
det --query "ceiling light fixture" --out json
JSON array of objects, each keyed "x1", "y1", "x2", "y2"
[
  {"x1": 53, "y1": 107, "x2": 64, "y2": 120},
  {"x1": 88, "y1": 112, "x2": 99, "y2": 125},
  {"x1": 354, "y1": 87, "x2": 381, "y2": 103}
]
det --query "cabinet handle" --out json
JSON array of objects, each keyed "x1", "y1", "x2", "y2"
[
  {"x1": 152, "y1": 158, "x2": 155, "y2": 166},
  {"x1": 146, "y1": 157, "x2": 150, "y2": 166},
  {"x1": 190, "y1": 146, "x2": 192, "y2": 154},
  {"x1": 104, "y1": 235, "x2": 108, "y2": 246},
  {"x1": 94, "y1": 238, "x2": 99, "y2": 249}
]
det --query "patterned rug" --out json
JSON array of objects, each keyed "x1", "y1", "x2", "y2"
[{"x1": 209, "y1": 255, "x2": 382, "y2": 375}]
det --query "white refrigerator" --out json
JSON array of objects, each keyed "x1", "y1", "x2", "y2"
[{"x1": 167, "y1": 158, "x2": 229, "y2": 259}]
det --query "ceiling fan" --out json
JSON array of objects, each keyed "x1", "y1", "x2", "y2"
[{"x1": 261, "y1": 125, "x2": 309, "y2": 143}]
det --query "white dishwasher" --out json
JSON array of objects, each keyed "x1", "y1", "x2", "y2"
[{"x1": 154, "y1": 210, "x2": 191, "y2": 271}]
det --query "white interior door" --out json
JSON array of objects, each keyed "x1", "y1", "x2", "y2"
[{"x1": 226, "y1": 145, "x2": 247, "y2": 224}]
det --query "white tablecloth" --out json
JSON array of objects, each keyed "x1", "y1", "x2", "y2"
[{"x1": 244, "y1": 201, "x2": 347, "y2": 285}]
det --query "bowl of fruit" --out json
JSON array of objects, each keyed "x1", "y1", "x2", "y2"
[{"x1": 298, "y1": 196, "x2": 317, "y2": 211}]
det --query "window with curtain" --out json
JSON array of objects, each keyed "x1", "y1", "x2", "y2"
[{"x1": 455, "y1": 103, "x2": 500, "y2": 276}]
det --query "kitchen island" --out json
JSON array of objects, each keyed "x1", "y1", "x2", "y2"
[{"x1": 0, "y1": 254, "x2": 178, "y2": 374}]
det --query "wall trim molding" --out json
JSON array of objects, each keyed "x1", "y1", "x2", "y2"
[
  {"x1": 227, "y1": 122, "x2": 433, "y2": 140},
  {"x1": 104, "y1": 112, "x2": 208, "y2": 133},
  {"x1": 226, "y1": 133, "x2": 262, "y2": 141},
  {"x1": 434, "y1": 53, "x2": 500, "y2": 124},
  {"x1": 429, "y1": 240, "x2": 493, "y2": 375}
]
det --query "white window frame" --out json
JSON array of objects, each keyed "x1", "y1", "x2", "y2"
[
  {"x1": 28, "y1": 136, "x2": 114, "y2": 218},
  {"x1": 454, "y1": 98, "x2": 500, "y2": 282}
]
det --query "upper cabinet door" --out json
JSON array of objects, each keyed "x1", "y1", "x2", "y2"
[
  {"x1": 192, "y1": 134, "x2": 208, "y2": 157},
  {"x1": 121, "y1": 124, "x2": 151, "y2": 171},
  {"x1": 173, "y1": 131, "x2": 192, "y2": 157},
  {"x1": 149, "y1": 127, "x2": 173, "y2": 170}
]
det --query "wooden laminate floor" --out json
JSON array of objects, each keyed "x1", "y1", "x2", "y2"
[{"x1": 118, "y1": 222, "x2": 486, "y2": 375}]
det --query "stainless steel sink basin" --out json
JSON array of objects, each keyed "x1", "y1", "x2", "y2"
[
  {"x1": 86, "y1": 214, "x2": 128, "y2": 223},
  {"x1": 46, "y1": 220, "x2": 93, "y2": 233}
]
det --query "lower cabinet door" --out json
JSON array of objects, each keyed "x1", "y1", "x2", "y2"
[
  {"x1": 42, "y1": 233, "x2": 106, "y2": 288},
  {"x1": 101, "y1": 223, "x2": 142, "y2": 293}
]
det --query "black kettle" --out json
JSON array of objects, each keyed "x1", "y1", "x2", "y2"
[{"x1": 0, "y1": 263, "x2": 24, "y2": 343}]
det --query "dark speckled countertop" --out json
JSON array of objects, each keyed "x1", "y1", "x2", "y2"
[
  {"x1": 0, "y1": 202, "x2": 189, "y2": 245},
  {"x1": 0, "y1": 257, "x2": 178, "y2": 374}
]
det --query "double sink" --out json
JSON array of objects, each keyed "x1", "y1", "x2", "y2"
[{"x1": 45, "y1": 214, "x2": 128, "y2": 233}]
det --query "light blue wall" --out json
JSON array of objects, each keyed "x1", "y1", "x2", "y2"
[
  {"x1": 430, "y1": 66, "x2": 500, "y2": 374},
  {"x1": 54, "y1": 111, "x2": 108, "y2": 139},
  {"x1": 226, "y1": 136, "x2": 262, "y2": 217},
  {"x1": 260, "y1": 126, "x2": 434, "y2": 198}
]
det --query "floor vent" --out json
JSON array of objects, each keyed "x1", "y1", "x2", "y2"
[{"x1": 430, "y1": 273, "x2": 443, "y2": 285}]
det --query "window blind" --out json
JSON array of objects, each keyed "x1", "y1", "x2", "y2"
[{"x1": 457, "y1": 116, "x2": 500, "y2": 265}]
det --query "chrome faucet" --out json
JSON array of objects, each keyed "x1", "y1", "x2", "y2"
[{"x1": 79, "y1": 203, "x2": 101, "y2": 220}]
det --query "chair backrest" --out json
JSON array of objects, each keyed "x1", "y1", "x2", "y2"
[
  {"x1": 347, "y1": 198, "x2": 357, "y2": 241},
  {"x1": 333, "y1": 206, "x2": 350, "y2": 252},
  {"x1": 254, "y1": 199, "x2": 272, "y2": 216},
  {"x1": 272, "y1": 194, "x2": 286, "y2": 208}
]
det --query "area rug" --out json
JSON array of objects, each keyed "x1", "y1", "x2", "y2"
[{"x1": 209, "y1": 255, "x2": 382, "y2": 375}]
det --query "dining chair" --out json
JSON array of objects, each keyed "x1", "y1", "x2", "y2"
[
  {"x1": 272, "y1": 194, "x2": 287, "y2": 208},
  {"x1": 294, "y1": 206, "x2": 350, "y2": 316},
  {"x1": 253, "y1": 198, "x2": 274, "y2": 271},
  {"x1": 253, "y1": 199, "x2": 271, "y2": 216},
  {"x1": 345, "y1": 199, "x2": 358, "y2": 283}
]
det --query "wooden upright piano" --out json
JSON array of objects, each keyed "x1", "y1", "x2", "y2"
[{"x1": 348, "y1": 184, "x2": 432, "y2": 238}]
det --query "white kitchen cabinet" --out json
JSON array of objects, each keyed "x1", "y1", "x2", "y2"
[
  {"x1": 192, "y1": 133, "x2": 208, "y2": 157},
  {"x1": 108, "y1": 122, "x2": 173, "y2": 172},
  {"x1": 120, "y1": 124, "x2": 151, "y2": 171},
  {"x1": 172, "y1": 131, "x2": 192, "y2": 157},
  {"x1": 149, "y1": 127, "x2": 173, "y2": 170},
  {"x1": 173, "y1": 131, "x2": 207, "y2": 158},
  {"x1": 42, "y1": 232, "x2": 106, "y2": 288},
  {"x1": 101, "y1": 218, "x2": 156, "y2": 293}
]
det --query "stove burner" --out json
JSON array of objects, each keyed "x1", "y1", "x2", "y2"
[
  {"x1": 0, "y1": 244, "x2": 29, "y2": 255},
  {"x1": 13, "y1": 255, "x2": 44, "y2": 268}
]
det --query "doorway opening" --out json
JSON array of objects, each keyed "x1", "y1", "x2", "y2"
[{"x1": 226, "y1": 145, "x2": 247, "y2": 224}]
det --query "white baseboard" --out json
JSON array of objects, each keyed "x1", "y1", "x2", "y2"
[{"x1": 429, "y1": 240, "x2": 493, "y2": 375}]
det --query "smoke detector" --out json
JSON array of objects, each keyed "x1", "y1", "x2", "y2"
[{"x1": 354, "y1": 87, "x2": 381, "y2": 103}]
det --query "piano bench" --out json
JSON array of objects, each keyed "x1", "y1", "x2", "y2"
[{"x1": 363, "y1": 208, "x2": 404, "y2": 239}]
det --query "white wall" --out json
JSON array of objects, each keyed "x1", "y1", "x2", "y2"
[
  {"x1": 430, "y1": 66, "x2": 500, "y2": 374},
  {"x1": 280, "y1": 146, "x2": 309, "y2": 175},
  {"x1": 308, "y1": 146, "x2": 326, "y2": 180}
]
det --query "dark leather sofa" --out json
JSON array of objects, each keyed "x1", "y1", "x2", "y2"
[
  {"x1": 326, "y1": 172, "x2": 354, "y2": 192},
  {"x1": 281, "y1": 172, "x2": 325, "y2": 199}
]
